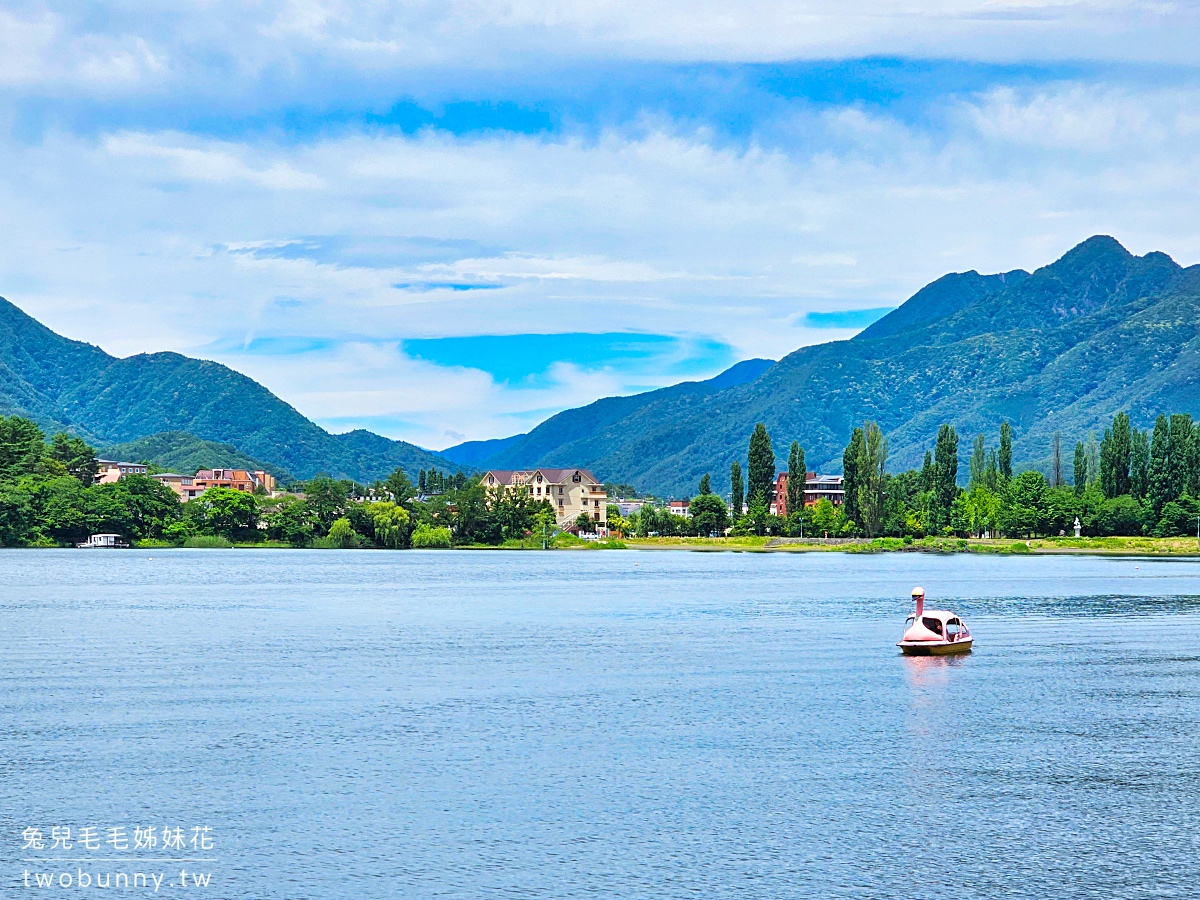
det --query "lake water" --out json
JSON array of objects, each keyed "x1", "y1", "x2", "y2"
[{"x1": 4, "y1": 549, "x2": 1200, "y2": 898}]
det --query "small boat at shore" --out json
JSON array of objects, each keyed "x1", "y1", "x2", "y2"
[{"x1": 898, "y1": 586, "x2": 972, "y2": 655}]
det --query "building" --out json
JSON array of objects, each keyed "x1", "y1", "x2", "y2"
[
  {"x1": 773, "y1": 471, "x2": 846, "y2": 517},
  {"x1": 95, "y1": 460, "x2": 148, "y2": 484},
  {"x1": 193, "y1": 468, "x2": 277, "y2": 494},
  {"x1": 480, "y1": 468, "x2": 607, "y2": 529},
  {"x1": 616, "y1": 499, "x2": 646, "y2": 517},
  {"x1": 151, "y1": 473, "x2": 206, "y2": 501},
  {"x1": 667, "y1": 500, "x2": 690, "y2": 516}
]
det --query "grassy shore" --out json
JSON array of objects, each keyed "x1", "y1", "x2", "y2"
[{"x1": 625, "y1": 535, "x2": 1200, "y2": 556}]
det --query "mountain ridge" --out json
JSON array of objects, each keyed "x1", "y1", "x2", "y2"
[{"x1": 0, "y1": 298, "x2": 459, "y2": 483}]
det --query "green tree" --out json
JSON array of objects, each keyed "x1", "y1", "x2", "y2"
[
  {"x1": 369, "y1": 501, "x2": 410, "y2": 548},
  {"x1": 0, "y1": 482, "x2": 37, "y2": 545},
  {"x1": 1167, "y1": 414, "x2": 1193, "y2": 503},
  {"x1": 809, "y1": 497, "x2": 845, "y2": 537},
  {"x1": 411, "y1": 523, "x2": 452, "y2": 548},
  {"x1": 304, "y1": 475, "x2": 349, "y2": 534},
  {"x1": 384, "y1": 468, "x2": 416, "y2": 506},
  {"x1": 0, "y1": 416, "x2": 45, "y2": 481},
  {"x1": 264, "y1": 496, "x2": 313, "y2": 546},
  {"x1": 998, "y1": 421, "x2": 1013, "y2": 483},
  {"x1": 746, "y1": 423, "x2": 775, "y2": 507},
  {"x1": 1147, "y1": 415, "x2": 1171, "y2": 515},
  {"x1": 969, "y1": 434, "x2": 987, "y2": 490},
  {"x1": 324, "y1": 517, "x2": 361, "y2": 548},
  {"x1": 48, "y1": 433, "x2": 100, "y2": 486},
  {"x1": 787, "y1": 441, "x2": 805, "y2": 516},
  {"x1": 198, "y1": 487, "x2": 259, "y2": 539},
  {"x1": 745, "y1": 493, "x2": 769, "y2": 536},
  {"x1": 919, "y1": 451, "x2": 934, "y2": 492},
  {"x1": 689, "y1": 493, "x2": 728, "y2": 536},
  {"x1": 730, "y1": 460, "x2": 743, "y2": 517},
  {"x1": 105, "y1": 474, "x2": 181, "y2": 538},
  {"x1": 1074, "y1": 440, "x2": 1088, "y2": 495},
  {"x1": 698, "y1": 473, "x2": 711, "y2": 495},
  {"x1": 1099, "y1": 412, "x2": 1132, "y2": 498},
  {"x1": 842, "y1": 426, "x2": 864, "y2": 530},
  {"x1": 1130, "y1": 428, "x2": 1150, "y2": 500},
  {"x1": 1001, "y1": 470, "x2": 1048, "y2": 537},
  {"x1": 931, "y1": 424, "x2": 959, "y2": 531},
  {"x1": 856, "y1": 421, "x2": 888, "y2": 537}
]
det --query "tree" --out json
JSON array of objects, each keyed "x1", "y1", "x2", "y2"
[
  {"x1": 197, "y1": 487, "x2": 258, "y2": 539},
  {"x1": 969, "y1": 434, "x2": 987, "y2": 490},
  {"x1": 920, "y1": 451, "x2": 934, "y2": 492},
  {"x1": 746, "y1": 423, "x2": 775, "y2": 508},
  {"x1": 304, "y1": 475, "x2": 349, "y2": 534},
  {"x1": 1100, "y1": 412, "x2": 1132, "y2": 498},
  {"x1": 418, "y1": 470, "x2": 427, "y2": 494},
  {"x1": 787, "y1": 441, "x2": 805, "y2": 517},
  {"x1": 411, "y1": 523, "x2": 452, "y2": 548},
  {"x1": 264, "y1": 496, "x2": 313, "y2": 546},
  {"x1": 0, "y1": 416, "x2": 45, "y2": 481},
  {"x1": 1001, "y1": 470, "x2": 1048, "y2": 537},
  {"x1": 857, "y1": 421, "x2": 888, "y2": 537},
  {"x1": 325, "y1": 517, "x2": 361, "y2": 548},
  {"x1": 384, "y1": 468, "x2": 416, "y2": 506},
  {"x1": 1130, "y1": 428, "x2": 1150, "y2": 500},
  {"x1": 931, "y1": 424, "x2": 959, "y2": 531},
  {"x1": 1167, "y1": 414, "x2": 1193, "y2": 503},
  {"x1": 106, "y1": 474, "x2": 181, "y2": 538},
  {"x1": 689, "y1": 493, "x2": 728, "y2": 536},
  {"x1": 369, "y1": 501, "x2": 410, "y2": 548},
  {"x1": 730, "y1": 460, "x2": 744, "y2": 517},
  {"x1": 574, "y1": 512, "x2": 595, "y2": 533},
  {"x1": 842, "y1": 427, "x2": 864, "y2": 530},
  {"x1": 1074, "y1": 440, "x2": 1088, "y2": 495},
  {"x1": 1050, "y1": 432, "x2": 1063, "y2": 488},
  {"x1": 999, "y1": 421, "x2": 1013, "y2": 483},
  {"x1": 48, "y1": 433, "x2": 100, "y2": 486},
  {"x1": 1148, "y1": 415, "x2": 1171, "y2": 516},
  {"x1": 698, "y1": 473, "x2": 711, "y2": 495}
]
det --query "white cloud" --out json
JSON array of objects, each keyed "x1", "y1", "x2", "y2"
[{"x1": 2, "y1": 75, "x2": 1200, "y2": 445}]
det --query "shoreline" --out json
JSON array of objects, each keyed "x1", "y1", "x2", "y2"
[{"x1": 45, "y1": 534, "x2": 1200, "y2": 556}]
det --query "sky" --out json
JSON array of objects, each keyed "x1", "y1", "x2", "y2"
[{"x1": 2, "y1": 3, "x2": 1200, "y2": 450}]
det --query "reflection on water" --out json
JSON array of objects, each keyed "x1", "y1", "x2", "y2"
[{"x1": 2, "y1": 549, "x2": 1200, "y2": 899}]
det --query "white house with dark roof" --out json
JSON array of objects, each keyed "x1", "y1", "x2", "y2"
[{"x1": 481, "y1": 468, "x2": 607, "y2": 529}]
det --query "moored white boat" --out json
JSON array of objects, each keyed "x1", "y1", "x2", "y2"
[{"x1": 898, "y1": 586, "x2": 972, "y2": 655}]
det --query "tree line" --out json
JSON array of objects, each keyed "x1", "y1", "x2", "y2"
[
  {"x1": 0, "y1": 414, "x2": 567, "y2": 548},
  {"x1": 623, "y1": 412, "x2": 1200, "y2": 540}
]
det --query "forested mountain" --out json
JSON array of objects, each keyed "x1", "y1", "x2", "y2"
[
  {"x1": 474, "y1": 358, "x2": 775, "y2": 471},
  {"x1": 0, "y1": 299, "x2": 458, "y2": 483},
  {"x1": 467, "y1": 236, "x2": 1200, "y2": 496}
]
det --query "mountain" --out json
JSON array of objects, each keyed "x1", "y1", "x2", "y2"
[
  {"x1": 100, "y1": 431, "x2": 291, "y2": 481},
  {"x1": 440, "y1": 433, "x2": 527, "y2": 467},
  {"x1": 0, "y1": 298, "x2": 459, "y2": 483},
  {"x1": 474, "y1": 358, "x2": 776, "y2": 471},
  {"x1": 467, "y1": 236, "x2": 1200, "y2": 496},
  {"x1": 447, "y1": 358, "x2": 775, "y2": 470}
]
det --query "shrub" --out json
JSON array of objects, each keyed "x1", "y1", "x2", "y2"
[
  {"x1": 411, "y1": 524, "x2": 453, "y2": 548},
  {"x1": 183, "y1": 535, "x2": 233, "y2": 549}
]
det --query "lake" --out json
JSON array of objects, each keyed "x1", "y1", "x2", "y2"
[{"x1": 3, "y1": 549, "x2": 1200, "y2": 898}]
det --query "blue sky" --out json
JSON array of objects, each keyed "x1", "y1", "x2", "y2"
[{"x1": 2, "y1": 2, "x2": 1199, "y2": 448}]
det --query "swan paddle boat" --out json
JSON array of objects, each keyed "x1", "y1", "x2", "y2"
[{"x1": 898, "y1": 586, "x2": 972, "y2": 655}]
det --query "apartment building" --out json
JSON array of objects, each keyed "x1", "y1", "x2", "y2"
[
  {"x1": 95, "y1": 460, "x2": 148, "y2": 484},
  {"x1": 772, "y1": 471, "x2": 846, "y2": 517}
]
